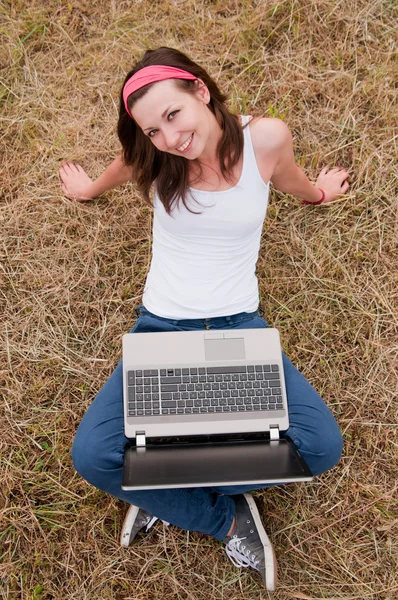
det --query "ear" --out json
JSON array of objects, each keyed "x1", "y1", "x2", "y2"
[{"x1": 194, "y1": 79, "x2": 210, "y2": 104}]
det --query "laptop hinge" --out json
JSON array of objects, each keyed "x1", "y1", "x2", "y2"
[
  {"x1": 269, "y1": 425, "x2": 280, "y2": 441},
  {"x1": 135, "y1": 431, "x2": 146, "y2": 448}
]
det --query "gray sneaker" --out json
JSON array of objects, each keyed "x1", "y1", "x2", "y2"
[
  {"x1": 120, "y1": 504, "x2": 164, "y2": 548},
  {"x1": 224, "y1": 493, "x2": 277, "y2": 591}
]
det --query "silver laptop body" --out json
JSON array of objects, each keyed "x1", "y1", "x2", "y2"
[{"x1": 123, "y1": 328, "x2": 289, "y2": 443}]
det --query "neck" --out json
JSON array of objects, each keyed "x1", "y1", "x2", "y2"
[{"x1": 197, "y1": 110, "x2": 223, "y2": 166}]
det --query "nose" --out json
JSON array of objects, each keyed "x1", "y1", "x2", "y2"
[{"x1": 163, "y1": 127, "x2": 180, "y2": 150}]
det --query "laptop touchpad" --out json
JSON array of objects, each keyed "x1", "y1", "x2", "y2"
[{"x1": 204, "y1": 338, "x2": 246, "y2": 361}]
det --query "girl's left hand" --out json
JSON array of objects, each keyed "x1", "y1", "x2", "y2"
[{"x1": 315, "y1": 167, "x2": 350, "y2": 203}]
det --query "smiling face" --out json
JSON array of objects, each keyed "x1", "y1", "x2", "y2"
[{"x1": 130, "y1": 79, "x2": 220, "y2": 161}]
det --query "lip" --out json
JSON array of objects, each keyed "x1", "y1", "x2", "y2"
[{"x1": 176, "y1": 133, "x2": 194, "y2": 153}]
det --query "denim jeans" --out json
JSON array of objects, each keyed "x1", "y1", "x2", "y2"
[{"x1": 72, "y1": 306, "x2": 343, "y2": 541}]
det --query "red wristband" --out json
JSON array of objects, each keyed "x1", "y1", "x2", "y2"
[{"x1": 302, "y1": 188, "x2": 325, "y2": 205}]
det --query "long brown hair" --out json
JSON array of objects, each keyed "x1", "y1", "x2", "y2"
[{"x1": 117, "y1": 47, "x2": 244, "y2": 214}]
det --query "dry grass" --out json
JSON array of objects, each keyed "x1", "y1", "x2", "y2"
[{"x1": 1, "y1": 0, "x2": 397, "y2": 598}]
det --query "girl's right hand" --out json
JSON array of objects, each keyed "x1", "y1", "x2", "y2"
[{"x1": 59, "y1": 162, "x2": 95, "y2": 201}]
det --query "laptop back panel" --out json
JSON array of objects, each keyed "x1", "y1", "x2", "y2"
[{"x1": 122, "y1": 436, "x2": 313, "y2": 490}]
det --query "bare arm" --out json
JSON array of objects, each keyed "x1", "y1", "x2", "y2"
[
  {"x1": 253, "y1": 119, "x2": 349, "y2": 203},
  {"x1": 60, "y1": 154, "x2": 135, "y2": 201}
]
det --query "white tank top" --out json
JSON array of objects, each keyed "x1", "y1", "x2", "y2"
[{"x1": 142, "y1": 116, "x2": 270, "y2": 319}]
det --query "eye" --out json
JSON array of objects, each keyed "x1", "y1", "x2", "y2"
[
  {"x1": 147, "y1": 129, "x2": 158, "y2": 138},
  {"x1": 168, "y1": 110, "x2": 179, "y2": 120}
]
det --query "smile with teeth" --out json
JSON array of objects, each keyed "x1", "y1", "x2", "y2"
[{"x1": 177, "y1": 134, "x2": 193, "y2": 152}]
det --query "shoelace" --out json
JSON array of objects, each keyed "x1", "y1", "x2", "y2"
[
  {"x1": 225, "y1": 535, "x2": 260, "y2": 570},
  {"x1": 145, "y1": 515, "x2": 170, "y2": 532}
]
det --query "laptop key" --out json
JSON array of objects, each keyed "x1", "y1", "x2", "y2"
[
  {"x1": 207, "y1": 366, "x2": 246, "y2": 374},
  {"x1": 160, "y1": 377, "x2": 181, "y2": 384},
  {"x1": 162, "y1": 401, "x2": 177, "y2": 408},
  {"x1": 161, "y1": 384, "x2": 178, "y2": 392},
  {"x1": 144, "y1": 369, "x2": 158, "y2": 377},
  {"x1": 161, "y1": 392, "x2": 172, "y2": 400},
  {"x1": 276, "y1": 404, "x2": 283, "y2": 409},
  {"x1": 215, "y1": 407, "x2": 222, "y2": 412},
  {"x1": 271, "y1": 365, "x2": 279, "y2": 372},
  {"x1": 269, "y1": 380, "x2": 281, "y2": 387},
  {"x1": 263, "y1": 372, "x2": 280, "y2": 380},
  {"x1": 127, "y1": 371, "x2": 135, "y2": 385}
]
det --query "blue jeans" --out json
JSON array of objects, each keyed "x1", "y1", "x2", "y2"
[{"x1": 72, "y1": 307, "x2": 343, "y2": 541}]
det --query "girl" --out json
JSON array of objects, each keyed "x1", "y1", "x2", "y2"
[{"x1": 61, "y1": 47, "x2": 349, "y2": 591}]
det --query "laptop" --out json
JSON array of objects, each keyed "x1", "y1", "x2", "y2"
[{"x1": 122, "y1": 328, "x2": 313, "y2": 489}]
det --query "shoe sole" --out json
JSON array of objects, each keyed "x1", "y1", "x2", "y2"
[
  {"x1": 243, "y1": 493, "x2": 278, "y2": 591},
  {"x1": 120, "y1": 504, "x2": 140, "y2": 548}
]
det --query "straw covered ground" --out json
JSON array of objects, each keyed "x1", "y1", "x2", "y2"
[{"x1": 1, "y1": 0, "x2": 397, "y2": 598}]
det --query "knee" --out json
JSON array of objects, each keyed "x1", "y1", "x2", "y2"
[
  {"x1": 71, "y1": 427, "x2": 97, "y2": 484},
  {"x1": 305, "y1": 424, "x2": 344, "y2": 476},
  {"x1": 71, "y1": 422, "x2": 122, "y2": 490}
]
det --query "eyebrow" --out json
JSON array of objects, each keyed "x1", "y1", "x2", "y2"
[{"x1": 143, "y1": 105, "x2": 172, "y2": 132}]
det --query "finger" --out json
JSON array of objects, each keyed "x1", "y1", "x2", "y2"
[
  {"x1": 341, "y1": 181, "x2": 350, "y2": 193},
  {"x1": 340, "y1": 171, "x2": 350, "y2": 182}
]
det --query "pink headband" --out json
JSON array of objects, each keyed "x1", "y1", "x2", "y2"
[{"x1": 123, "y1": 65, "x2": 197, "y2": 117}]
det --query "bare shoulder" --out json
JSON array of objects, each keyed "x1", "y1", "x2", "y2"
[{"x1": 248, "y1": 117, "x2": 292, "y2": 153}]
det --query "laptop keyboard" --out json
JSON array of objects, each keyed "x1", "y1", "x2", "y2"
[{"x1": 127, "y1": 365, "x2": 284, "y2": 417}]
